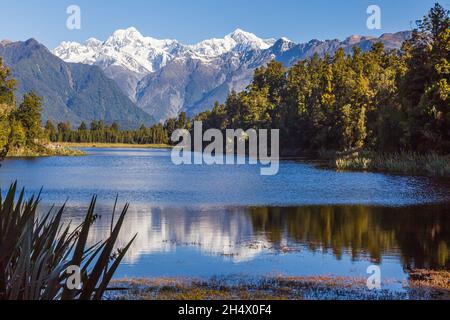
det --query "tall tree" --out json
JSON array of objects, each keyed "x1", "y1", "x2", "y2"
[
  {"x1": 15, "y1": 92, "x2": 43, "y2": 145},
  {"x1": 45, "y1": 120, "x2": 57, "y2": 142},
  {"x1": 0, "y1": 57, "x2": 16, "y2": 160},
  {"x1": 400, "y1": 3, "x2": 450, "y2": 150}
]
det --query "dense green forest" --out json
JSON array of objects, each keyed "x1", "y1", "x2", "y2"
[
  {"x1": 50, "y1": 5, "x2": 449, "y2": 158},
  {"x1": 195, "y1": 4, "x2": 449, "y2": 155},
  {"x1": 44, "y1": 112, "x2": 189, "y2": 145},
  {"x1": 2, "y1": 4, "x2": 449, "y2": 164},
  {"x1": 0, "y1": 59, "x2": 53, "y2": 157}
]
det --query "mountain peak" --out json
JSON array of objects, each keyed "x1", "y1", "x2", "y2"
[
  {"x1": 85, "y1": 38, "x2": 102, "y2": 47},
  {"x1": 1, "y1": 39, "x2": 13, "y2": 45},
  {"x1": 229, "y1": 28, "x2": 252, "y2": 37},
  {"x1": 228, "y1": 29, "x2": 266, "y2": 45},
  {"x1": 272, "y1": 37, "x2": 295, "y2": 52},
  {"x1": 107, "y1": 26, "x2": 145, "y2": 45}
]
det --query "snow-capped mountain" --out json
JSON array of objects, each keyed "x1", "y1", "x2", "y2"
[
  {"x1": 53, "y1": 27, "x2": 275, "y2": 102},
  {"x1": 53, "y1": 27, "x2": 410, "y2": 122},
  {"x1": 189, "y1": 28, "x2": 275, "y2": 57},
  {"x1": 54, "y1": 27, "x2": 181, "y2": 74},
  {"x1": 0, "y1": 38, "x2": 155, "y2": 128},
  {"x1": 54, "y1": 27, "x2": 274, "y2": 77}
]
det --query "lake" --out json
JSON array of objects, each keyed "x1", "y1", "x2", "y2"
[{"x1": 1, "y1": 148, "x2": 449, "y2": 289}]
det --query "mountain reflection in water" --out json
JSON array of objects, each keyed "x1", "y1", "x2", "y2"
[{"x1": 51, "y1": 203, "x2": 449, "y2": 277}]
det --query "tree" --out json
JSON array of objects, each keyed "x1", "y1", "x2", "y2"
[
  {"x1": 9, "y1": 119, "x2": 26, "y2": 148},
  {"x1": 110, "y1": 121, "x2": 119, "y2": 131},
  {"x1": 78, "y1": 121, "x2": 88, "y2": 131},
  {"x1": 90, "y1": 120, "x2": 99, "y2": 131},
  {"x1": 0, "y1": 57, "x2": 16, "y2": 106},
  {"x1": 0, "y1": 57, "x2": 17, "y2": 160},
  {"x1": 45, "y1": 120, "x2": 58, "y2": 142},
  {"x1": 400, "y1": 3, "x2": 450, "y2": 151},
  {"x1": 15, "y1": 92, "x2": 43, "y2": 146}
]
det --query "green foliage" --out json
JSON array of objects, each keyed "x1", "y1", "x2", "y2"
[
  {"x1": 15, "y1": 92, "x2": 43, "y2": 146},
  {"x1": 0, "y1": 182, "x2": 136, "y2": 300},
  {"x1": 0, "y1": 57, "x2": 16, "y2": 106},
  {"x1": 0, "y1": 58, "x2": 16, "y2": 160},
  {"x1": 44, "y1": 119, "x2": 57, "y2": 141},
  {"x1": 334, "y1": 150, "x2": 450, "y2": 177},
  {"x1": 0, "y1": 40, "x2": 154, "y2": 128},
  {"x1": 9, "y1": 119, "x2": 26, "y2": 148},
  {"x1": 0, "y1": 57, "x2": 50, "y2": 158},
  {"x1": 52, "y1": 112, "x2": 190, "y2": 145},
  {"x1": 2, "y1": 4, "x2": 448, "y2": 159},
  {"x1": 196, "y1": 4, "x2": 450, "y2": 155},
  {"x1": 198, "y1": 48, "x2": 403, "y2": 153},
  {"x1": 400, "y1": 3, "x2": 450, "y2": 151}
]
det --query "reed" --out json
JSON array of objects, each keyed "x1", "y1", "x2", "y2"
[
  {"x1": 0, "y1": 182, "x2": 136, "y2": 300},
  {"x1": 333, "y1": 151, "x2": 450, "y2": 177}
]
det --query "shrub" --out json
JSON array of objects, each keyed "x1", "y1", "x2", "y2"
[{"x1": 0, "y1": 182, "x2": 136, "y2": 300}]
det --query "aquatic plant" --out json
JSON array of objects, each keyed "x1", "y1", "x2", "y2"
[
  {"x1": 333, "y1": 151, "x2": 450, "y2": 177},
  {"x1": 0, "y1": 182, "x2": 136, "y2": 300}
]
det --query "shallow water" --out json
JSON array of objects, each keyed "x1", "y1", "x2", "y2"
[{"x1": 1, "y1": 148, "x2": 449, "y2": 288}]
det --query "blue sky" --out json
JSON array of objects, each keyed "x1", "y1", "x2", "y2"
[{"x1": 0, "y1": 0, "x2": 446, "y2": 48}]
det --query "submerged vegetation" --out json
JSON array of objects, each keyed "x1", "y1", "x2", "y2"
[
  {"x1": 110, "y1": 274, "x2": 449, "y2": 300},
  {"x1": 0, "y1": 183, "x2": 135, "y2": 300}
]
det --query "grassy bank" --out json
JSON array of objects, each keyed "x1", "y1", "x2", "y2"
[
  {"x1": 58, "y1": 142, "x2": 172, "y2": 149},
  {"x1": 6, "y1": 144, "x2": 85, "y2": 157},
  {"x1": 326, "y1": 150, "x2": 450, "y2": 177},
  {"x1": 108, "y1": 272, "x2": 450, "y2": 300}
]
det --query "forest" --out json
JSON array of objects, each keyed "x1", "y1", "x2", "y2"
[
  {"x1": 1, "y1": 4, "x2": 449, "y2": 171},
  {"x1": 49, "y1": 5, "x2": 449, "y2": 156},
  {"x1": 195, "y1": 4, "x2": 449, "y2": 156}
]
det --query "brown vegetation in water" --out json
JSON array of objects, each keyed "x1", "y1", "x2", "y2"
[
  {"x1": 409, "y1": 269, "x2": 450, "y2": 299},
  {"x1": 108, "y1": 275, "x2": 449, "y2": 300}
]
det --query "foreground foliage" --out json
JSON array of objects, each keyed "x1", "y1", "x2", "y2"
[{"x1": 0, "y1": 183, "x2": 136, "y2": 300}]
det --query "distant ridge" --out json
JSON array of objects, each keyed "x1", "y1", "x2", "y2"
[
  {"x1": 0, "y1": 39, "x2": 155, "y2": 129},
  {"x1": 54, "y1": 28, "x2": 411, "y2": 122}
]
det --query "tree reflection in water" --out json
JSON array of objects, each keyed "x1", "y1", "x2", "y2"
[{"x1": 248, "y1": 204, "x2": 450, "y2": 270}]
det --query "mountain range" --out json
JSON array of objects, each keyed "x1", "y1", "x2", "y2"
[
  {"x1": 0, "y1": 28, "x2": 410, "y2": 127},
  {"x1": 0, "y1": 38, "x2": 155, "y2": 128}
]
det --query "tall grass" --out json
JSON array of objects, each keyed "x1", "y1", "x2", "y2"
[
  {"x1": 0, "y1": 182, "x2": 136, "y2": 300},
  {"x1": 333, "y1": 151, "x2": 450, "y2": 177}
]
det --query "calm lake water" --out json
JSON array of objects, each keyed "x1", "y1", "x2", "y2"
[{"x1": 1, "y1": 148, "x2": 449, "y2": 288}]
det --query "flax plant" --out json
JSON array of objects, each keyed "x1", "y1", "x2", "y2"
[{"x1": 0, "y1": 182, "x2": 136, "y2": 300}]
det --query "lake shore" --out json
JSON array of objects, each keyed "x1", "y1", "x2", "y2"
[
  {"x1": 109, "y1": 270, "x2": 450, "y2": 300},
  {"x1": 14, "y1": 142, "x2": 450, "y2": 178},
  {"x1": 66, "y1": 143, "x2": 450, "y2": 178},
  {"x1": 57, "y1": 142, "x2": 172, "y2": 149},
  {"x1": 319, "y1": 150, "x2": 450, "y2": 178},
  {"x1": 6, "y1": 144, "x2": 85, "y2": 158}
]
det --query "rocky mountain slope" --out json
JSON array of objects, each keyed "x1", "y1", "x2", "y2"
[
  {"x1": 54, "y1": 28, "x2": 410, "y2": 122},
  {"x1": 0, "y1": 39, "x2": 155, "y2": 128}
]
